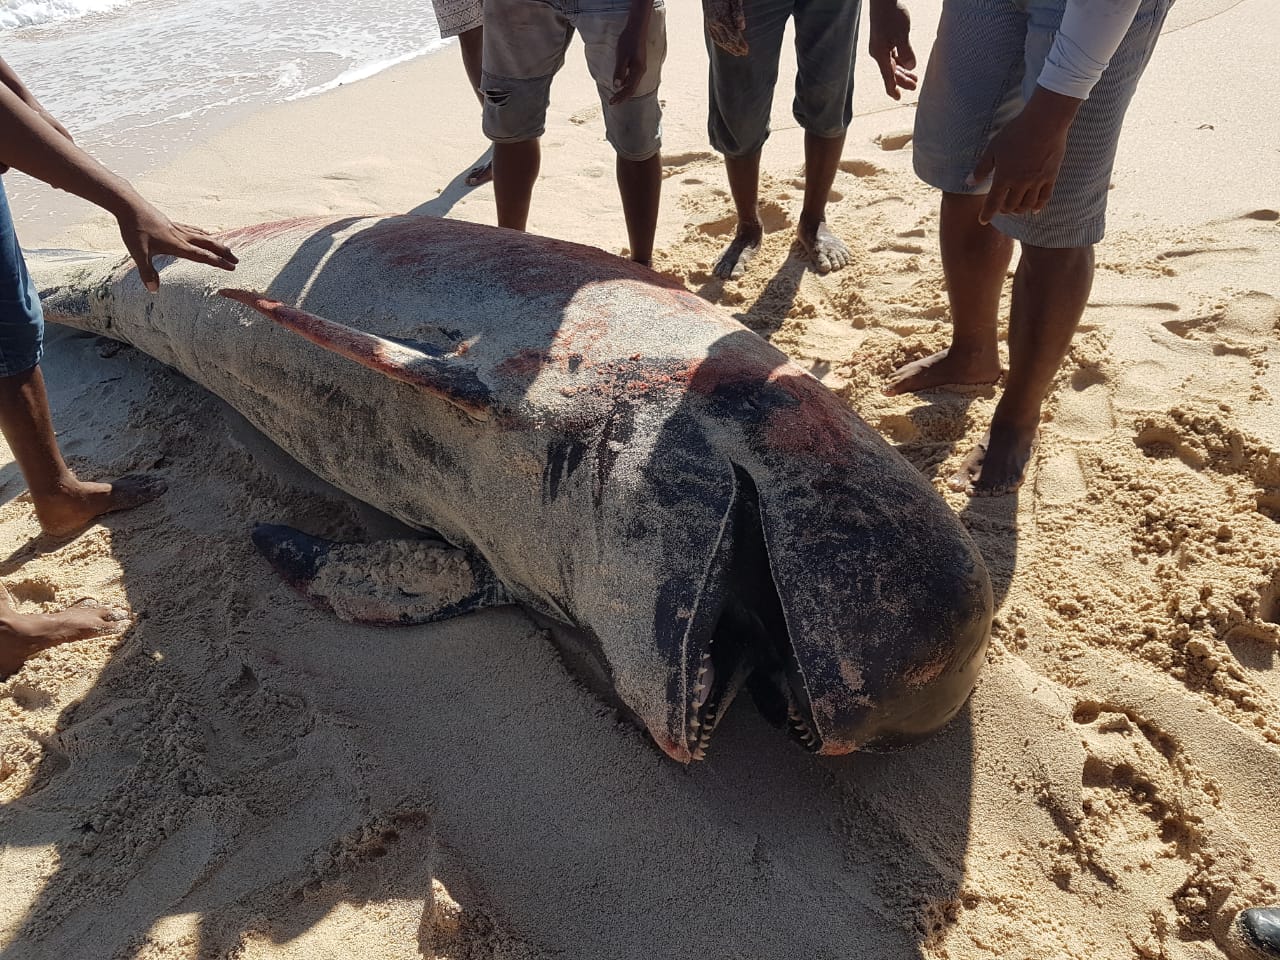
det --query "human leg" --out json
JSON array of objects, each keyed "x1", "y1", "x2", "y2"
[
  {"x1": 481, "y1": 0, "x2": 572, "y2": 231},
  {"x1": 457, "y1": 25, "x2": 493, "y2": 185},
  {"x1": 796, "y1": 131, "x2": 850, "y2": 272},
  {"x1": 705, "y1": 0, "x2": 790, "y2": 278},
  {"x1": 616, "y1": 153, "x2": 662, "y2": 265},
  {"x1": 0, "y1": 365, "x2": 165, "y2": 536},
  {"x1": 947, "y1": 0, "x2": 1175, "y2": 493},
  {"x1": 790, "y1": 0, "x2": 862, "y2": 271},
  {"x1": 884, "y1": 192, "x2": 1012, "y2": 394},
  {"x1": 948, "y1": 241, "x2": 1092, "y2": 494},
  {"x1": 580, "y1": 0, "x2": 668, "y2": 263},
  {"x1": 0, "y1": 585, "x2": 128, "y2": 680}
]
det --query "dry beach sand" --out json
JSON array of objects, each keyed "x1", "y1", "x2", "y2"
[{"x1": 2, "y1": 0, "x2": 1279, "y2": 957}]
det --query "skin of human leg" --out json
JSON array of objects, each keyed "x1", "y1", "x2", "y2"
[
  {"x1": 457, "y1": 26, "x2": 494, "y2": 185},
  {"x1": 0, "y1": 588, "x2": 128, "y2": 680},
  {"x1": 713, "y1": 148, "x2": 763, "y2": 279},
  {"x1": 457, "y1": 26, "x2": 485, "y2": 105},
  {"x1": 965, "y1": 241, "x2": 1094, "y2": 493},
  {"x1": 884, "y1": 191, "x2": 1012, "y2": 395},
  {"x1": 0, "y1": 365, "x2": 165, "y2": 537},
  {"x1": 795, "y1": 130, "x2": 852, "y2": 272},
  {"x1": 616, "y1": 152, "x2": 662, "y2": 265},
  {"x1": 492, "y1": 138, "x2": 541, "y2": 231}
]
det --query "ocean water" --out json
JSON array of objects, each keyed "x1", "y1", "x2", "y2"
[{"x1": 2, "y1": 0, "x2": 450, "y2": 231}]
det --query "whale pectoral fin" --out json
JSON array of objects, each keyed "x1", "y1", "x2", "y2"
[
  {"x1": 218, "y1": 289, "x2": 493, "y2": 421},
  {"x1": 252, "y1": 523, "x2": 512, "y2": 626}
]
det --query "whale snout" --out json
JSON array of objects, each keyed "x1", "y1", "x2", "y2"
[{"x1": 808, "y1": 550, "x2": 993, "y2": 755}]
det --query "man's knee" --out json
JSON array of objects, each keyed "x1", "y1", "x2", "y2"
[
  {"x1": 604, "y1": 92, "x2": 663, "y2": 163},
  {"x1": 1019, "y1": 242, "x2": 1095, "y2": 271},
  {"x1": 481, "y1": 74, "x2": 552, "y2": 143}
]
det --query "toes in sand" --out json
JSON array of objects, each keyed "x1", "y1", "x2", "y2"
[
  {"x1": 946, "y1": 427, "x2": 1039, "y2": 497},
  {"x1": 713, "y1": 222, "x2": 763, "y2": 280},
  {"x1": 796, "y1": 220, "x2": 851, "y2": 274},
  {"x1": 883, "y1": 349, "x2": 1002, "y2": 396},
  {"x1": 0, "y1": 587, "x2": 131, "y2": 679}
]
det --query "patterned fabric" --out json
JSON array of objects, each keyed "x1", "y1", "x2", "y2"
[
  {"x1": 0, "y1": 178, "x2": 44, "y2": 378},
  {"x1": 912, "y1": 0, "x2": 1175, "y2": 247},
  {"x1": 431, "y1": 0, "x2": 483, "y2": 38},
  {"x1": 703, "y1": 0, "x2": 748, "y2": 55}
]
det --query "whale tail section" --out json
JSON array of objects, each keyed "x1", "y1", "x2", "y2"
[{"x1": 252, "y1": 523, "x2": 513, "y2": 626}]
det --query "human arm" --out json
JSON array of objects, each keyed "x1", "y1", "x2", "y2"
[
  {"x1": 0, "y1": 76, "x2": 236, "y2": 291},
  {"x1": 868, "y1": 0, "x2": 917, "y2": 101},
  {"x1": 0, "y1": 56, "x2": 73, "y2": 142},
  {"x1": 610, "y1": 0, "x2": 655, "y2": 105},
  {"x1": 973, "y1": 0, "x2": 1142, "y2": 223}
]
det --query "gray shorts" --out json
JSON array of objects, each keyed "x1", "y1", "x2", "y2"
[
  {"x1": 706, "y1": 0, "x2": 863, "y2": 158},
  {"x1": 913, "y1": 0, "x2": 1174, "y2": 247},
  {"x1": 481, "y1": 0, "x2": 666, "y2": 162}
]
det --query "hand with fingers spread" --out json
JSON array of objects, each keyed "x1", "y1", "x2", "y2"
[
  {"x1": 970, "y1": 85, "x2": 1081, "y2": 225},
  {"x1": 869, "y1": 0, "x2": 917, "y2": 101},
  {"x1": 115, "y1": 200, "x2": 238, "y2": 292}
]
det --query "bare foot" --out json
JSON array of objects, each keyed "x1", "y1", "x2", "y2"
[
  {"x1": 0, "y1": 589, "x2": 130, "y2": 679},
  {"x1": 946, "y1": 424, "x2": 1039, "y2": 496},
  {"x1": 883, "y1": 348, "x2": 1002, "y2": 396},
  {"x1": 32, "y1": 473, "x2": 167, "y2": 538},
  {"x1": 795, "y1": 213, "x2": 851, "y2": 274},
  {"x1": 466, "y1": 160, "x2": 493, "y2": 187},
  {"x1": 713, "y1": 221, "x2": 762, "y2": 280}
]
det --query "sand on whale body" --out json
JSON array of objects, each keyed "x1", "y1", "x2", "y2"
[{"x1": 1, "y1": 0, "x2": 1278, "y2": 957}]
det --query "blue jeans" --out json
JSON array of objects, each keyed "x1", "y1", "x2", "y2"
[
  {"x1": 705, "y1": 0, "x2": 863, "y2": 158},
  {"x1": 0, "y1": 178, "x2": 43, "y2": 378}
]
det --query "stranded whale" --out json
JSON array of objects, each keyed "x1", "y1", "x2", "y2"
[{"x1": 35, "y1": 214, "x2": 992, "y2": 763}]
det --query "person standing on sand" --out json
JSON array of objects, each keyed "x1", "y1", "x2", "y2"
[
  {"x1": 429, "y1": 0, "x2": 493, "y2": 186},
  {"x1": 702, "y1": 0, "x2": 866, "y2": 280},
  {"x1": 0, "y1": 57, "x2": 237, "y2": 678},
  {"x1": 867, "y1": 0, "x2": 1174, "y2": 495},
  {"x1": 480, "y1": 0, "x2": 667, "y2": 266}
]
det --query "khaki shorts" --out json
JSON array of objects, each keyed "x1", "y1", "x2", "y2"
[{"x1": 481, "y1": 0, "x2": 666, "y2": 162}]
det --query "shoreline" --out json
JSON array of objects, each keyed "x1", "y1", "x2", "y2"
[{"x1": 8, "y1": 37, "x2": 456, "y2": 244}]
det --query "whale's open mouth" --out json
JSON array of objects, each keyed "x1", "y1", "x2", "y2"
[{"x1": 681, "y1": 467, "x2": 823, "y2": 760}]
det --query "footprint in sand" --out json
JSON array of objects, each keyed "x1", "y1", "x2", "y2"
[
  {"x1": 1223, "y1": 621, "x2": 1280, "y2": 703},
  {"x1": 1154, "y1": 245, "x2": 1259, "y2": 276},
  {"x1": 838, "y1": 158, "x2": 886, "y2": 177},
  {"x1": 1034, "y1": 445, "x2": 1089, "y2": 506},
  {"x1": 1054, "y1": 374, "x2": 1116, "y2": 441},
  {"x1": 1066, "y1": 702, "x2": 1200, "y2": 889},
  {"x1": 875, "y1": 129, "x2": 913, "y2": 151},
  {"x1": 1045, "y1": 702, "x2": 1265, "y2": 957},
  {"x1": 568, "y1": 104, "x2": 601, "y2": 125},
  {"x1": 1134, "y1": 422, "x2": 1208, "y2": 471}
]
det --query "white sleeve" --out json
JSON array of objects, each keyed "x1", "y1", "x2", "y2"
[{"x1": 1037, "y1": 0, "x2": 1143, "y2": 100}]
